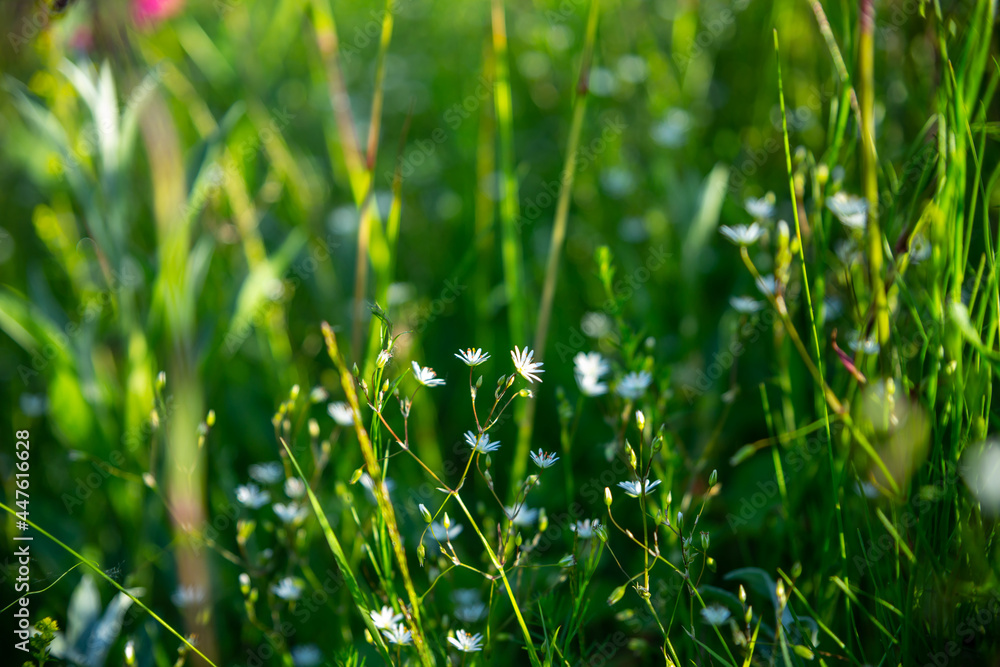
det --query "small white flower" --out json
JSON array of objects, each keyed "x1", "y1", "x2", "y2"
[
  {"x1": 574, "y1": 351, "x2": 610, "y2": 396},
  {"x1": 430, "y1": 521, "x2": 463, "y2": 541},
  {"x1": 370, "y1": 605, "x2": 404, "y2": 630},
  {"x1": 744, "y1": 194, "x2": 775, "y2": 220},
  {"x1": 464, "y1": 431, "x2": 501, "y2": 454},
  {"x1": 284, "y1": 477, "x2": 306, "y2": 499},
  {"x1": 616, "y1": 371, "x2": 652, "y2": 399},
  {"x1": 360, "y1": 473, "x2": 396, "y2": 503},
  {"x1": 271, "y1": 577, "x2": 303, "y2": 601},
  {"x1": 505, "y1": 505, "x2": 539, "y2": 526},
  {"x1": 411, "y1": 360, "x2": 446, "y2": 387},
  {"x1": 755, "y1": 275, "x2": 777, "y2": 296},
  {"x1": 309, "y1": 386, "x2": 329, "y2": 403},
  {"x1": 171, "y1": 585, "x2": 206, "y2": 608},
  {"x1": 700, "y1": 603, "x2": 732, "y2": 626},
  {"x1": 848, "y1": 334, "x2": 880, "y2": 355},
  {"x1": 729, "y1": 296, "x2": 764, "y2": 314},
  {"x1": 570, "y1": 519, "x2": 604, "y2": 539},
  {"x1": 581, "y1": 311, "x2": 613, "y2": 338},
  {"x1": 453, "y1": 589, "x2": 486, "y2": 623},
  {"x1": 381, "y1": 623, "x2": 413, "y2": 645},
  {"x1": 511, "y1": 346, "x2": 545, "y2": 383},
  {"x1": 617, "y1": 479, "x2": 661, "y2": 498},
  {"x1": 273, "y1": 502, "x2": 308, "y2": 525},
  {"x1": 719, "y1": 222, "x2": 765, "y2": 246},
  {"x1": 249, "y1": 462, "x2": 283, "y2": 484},
  {"x1": 236, "y1": 483, "x2": 271, "y2": 509},
  {"x1": 291, "y1": 645, "x2": 323, "y2": 667},
  {"x1": 455, "y1": 348, "x2": 491, "y2": 366},
  {"x1": 377, "y1": 349, "x2": 393, "y2": 368},
  {"x1": 328, "y1": 401, "x2": 354, "y2": 426},
  {"x1": 529, "y1": 449, "x2": 559, "y2": 469},
  {"x1": 447, "y1": 629, "x2": 483, "y2": 652},
  {"x1": 826, "y1": 192, "x2": 868, "y2": 230}
]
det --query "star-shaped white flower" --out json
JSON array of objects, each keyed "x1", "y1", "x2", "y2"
[
  {"x1": 455, "y1": 348, "x2": 490, "y2": 366},
  {"x1": 744, "y1": 194, "x2": 775, "y2": 220},
  {"x1": 719, "y1": 222, "x2": 765, "y2": 246},
  {"x1": 464, "y1": 431, "x2": 501, "y2": 454},
  {"x1": 381, "y1": 623, "x2": 413, "y2": 645},
  {"x1": 248, "y1": 462, "x2": 283, "y2": 484},
  {"x1": 729, "y1": 296, "x2": 764, "y2": 314},
  {"x1": 616, "y1": 371, "x2": 652, "y2": 399},
  {"x1": 529, "y1": 449, "x2": 559, "y2": 469},
  {"x1": 370, "y1": 605, "x2": 403, "y2": 630},
  {"x1": 574, "y1": 351, "x2": 610, "y2": 396},
  {"x1": 826, "y1": 192, "x2": 868, "y2": 230},
  {"x1": 511, "y1": 346, "x2": 544, "y2": 383},
  {"x1": 447, "y1": 630, "x2": 483, "y2": 652},
  {"x1": 271, "y1": 577, "x2": 303, "y2": 600},
  {"x1": 570, "y1": 519, "x2": 604, "y2": 539},
  {"x1": 236, "y1": 483, "x2": 271, "y2": 509},
  {"x1": 617, "y1": 478, "x2": 661, "y2": 498},
  {"x1": 411, "y1": 361, "x2": 446, "y2": 387}
]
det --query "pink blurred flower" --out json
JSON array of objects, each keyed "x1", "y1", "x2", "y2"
[{"x1": 132, "y1": 0, "x2": 184, "y2": 28}]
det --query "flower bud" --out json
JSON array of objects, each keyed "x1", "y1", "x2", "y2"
[
  {"x1": 419, "y1": 504, "x2": 432, "y2": 523},
  {"x1": 709, "y1": 469, "x2": 718, "y2": 487},
  {"x1": 206, "y1": 409, "x2": 216, "y2": 428},
  {"x1": 738, "y1": 585, "x2": 746, "y2": 605},
  {"x1": 308, "y1": 419, "x2": 320, "y2": 438},
  {"x1": 290, "y1": 384, "x2": 300, "y2": 401},
  {"x1": 700, "y1": 531, "x2": 710, "y2": 551},
  {"x1": 349, "y1": 467, "x2": 364, "y2": 485},
  {"x1": 604, "y1": 487, "x2": 613, "y2": 507},
  {"x1": 156, "y1": 371, "x2": 166, "y2": 391},
  {"x1": 607, "y1": 585, "x2": 626, "y2": 605},
  {"x1": 635, "y1": 410, "x2": 645, "y2": 432}
]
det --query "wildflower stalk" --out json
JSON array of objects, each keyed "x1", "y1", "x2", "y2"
[
  {"x1": 321, "y1": 323, "x2": 436, "y2": 666},
  {"x1": 513, "y1": 0, "x2": 600, "y2": 498}
]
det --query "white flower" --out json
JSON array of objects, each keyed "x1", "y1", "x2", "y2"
[
  {"x1": 581, "y1": 311, "x2": 612, "y2": 338},
  {"x1": 617, "y1": 479, "x2": 661, "y2": 498},
  {"x1": 291, "y1": 645, "x2": 323, "y2": 667},
  {"x1": 529, "y1": 449, "x2": 559, "y2": 469},
  {"x1": 309, "y1": 387, "x2": 329, "y2": 403},
  {"x1": 700, "y1": 603, "x2": 732, "y2": 626},
  {"x1": 447, "y1": 630, "x2": 483, "y2": 652},
  {"x1": 729, "y1": 296, "x2": 764, "y2": 314},
  {"x1": 271, "y1": 577, "x2": 303, "y2": 601},
  {"x1": 505, "y1": 505, "x2": 539, "y2": 526},
  {"x1": 171, "y1": 585, "x2": 206, "y2": 608},
  {"x1": 464, "y1": 431, "x2": 501, "y2": 454},
  {"x1": 236, "y1": 483, "x2": 271, "y2": 509},
  {"x1": 511, "y1": 346, "x2": 545, "y2": 383},
  {"x1": 284, "y1": 477, "x2": 306, "y2": 499},
  {"x1": 430, "y1": 521, "x2": 463, "y2": 541},
  {"x1": 570, "y1": 519, "x2": 604, "y2": 539},
  {"x1": 574, "y1": 352, "x2": 610, "y2": 396},
  {"x1": 411, "y1": 360, "x2": 446, "y2": 387},
  {"x1": 377, "y1": 349, "x2": 393, "y2": 368},
  {"x1": 328, "y1": 401, "x2": 354, "y2": 426},
  {"x1": 826, "y1": 192, "x2": 868, "y2": 230},
  {"x1": 248, "y1": 462, "x2": 283, "y2": 484},
  {"x1": 370, "y1": 605, "x2": 404, "y2": 630},
  {"x1": 719, "y1": 223, "x2": 765, "y2": 246},
  {"x1": 616, "y1": 371, "x2": 652, "y2": 399},
  {"x1": 453, "y1": 589, "x2": 486, "y2": 623},
  {"x1": 848, "y1": 334, "x2": 880, "y2": 355},
  {"x1": 360, "y1": 473, "x2": 395, "y2": 503},
  {"x1": 744, "y1": 194, "x2": 775, "y2": 220},
  {"x1": 455, "y1": 348, "x2": 490, "y2": 366},
  {"x1": 381, "y1": 623, "x2": 413, "y2": 645},
  {"x1": 273, "y1": 502, "x2": 308, "y2": 525},
  {"x1": 755, "y1": 275, "x2": 776, "y2": 296}
]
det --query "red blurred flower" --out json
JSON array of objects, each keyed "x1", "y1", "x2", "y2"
[{"x1": 132, "y1": 0, "x2": 184, "y2": 28}]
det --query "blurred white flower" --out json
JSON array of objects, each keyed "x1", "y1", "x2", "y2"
[
  {"x1": 360, "y1": 473, "x2": 395, "y2": 502},
  {"x1": 273, "y1": 503, "x2": 308, "y2": 525},
  {"x1": 755, "y1": 275, "x2": 777, "y2": 296},
  {"x1": 962, "y1": 441, "x2": 1000, "y2": 514},
  {"x1": 455, "y1": 348, "x2": 490, "y2": 366},
  {"x1": 284, "y1": 477, "x2": 306, "y2": 499},
  {"x1": 309, "y1": 386, "x2": 328, "y2": 403},
  {"x1": 328, "y1": 401, "x2": 354, "y2": 426},
  {"x1": 581, "y1": 312, "x2": 613, "y2": 338},
  {"x1": 848, "y1": 333, "x2": 880, "y2": 355},
  {"x1": 271, "y1": 577, "x2": 303, "y2": 601},
  {"x1": 511, "y1": 346, "x2": 545, "y2": 383},
  {"x1": 616, "y1": 371, "x2": 652, "y2": 399},
  {"x1": 744, "y1": 194, "x2": 775, "y2": 220},
  {"x1": 381, "y1": 623, "x2": 413, "y2": 645},
  {"x1": 826, "y1": 192, "x2": 868, "y2": 230},
  {"x1": 570, "y1": 519, "x2": 604, "y2": 539},
  {"x1": 412, "y1": 361, "x2": 446, "y2": 387},
  {"x1": 505, "y1": 505, "x2": 539, "y2": 526},
  {"x1": 464, "y1": 431, "x2": 501, "y2": 454},
  {"x1": 700, "y1": 603, "x2": 732, "y2": 626},
  {"x1": 617, "y1": 479, "x2": 661, "y2": 498},
  {"x1": 574, "y1": 351, "x2": 610, "y2": 396},
  {"x1": 719, "y1": 223, "x2": 765, "y2": 246},
  {"x1": 447, "y1": 629, "x2": 483, "y2": 652},
  {"x1": 171, "y1": 585, "x2": 205, "y2": 608},
  {"x1": 370, "y1": 605, "x2": 404, "y2": 630},
  {"x1": 291, "y1": 645, "x2": 323, "y2": 667},
  {"x1": 730, "y1": 296, "x2": 764, "y2": 314},
  {"x1": 236, "y1": 483, "x2": 271, "y2": 509},
  {"x1": 249, "y1": 462, "x2": 283, "y2": 484},
  {"x1": 453, "y1": 589, "x2": 486, "y2": 623},
  {"x1": 430, "y1": 521, "x2": 463, "y2": 541}
]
